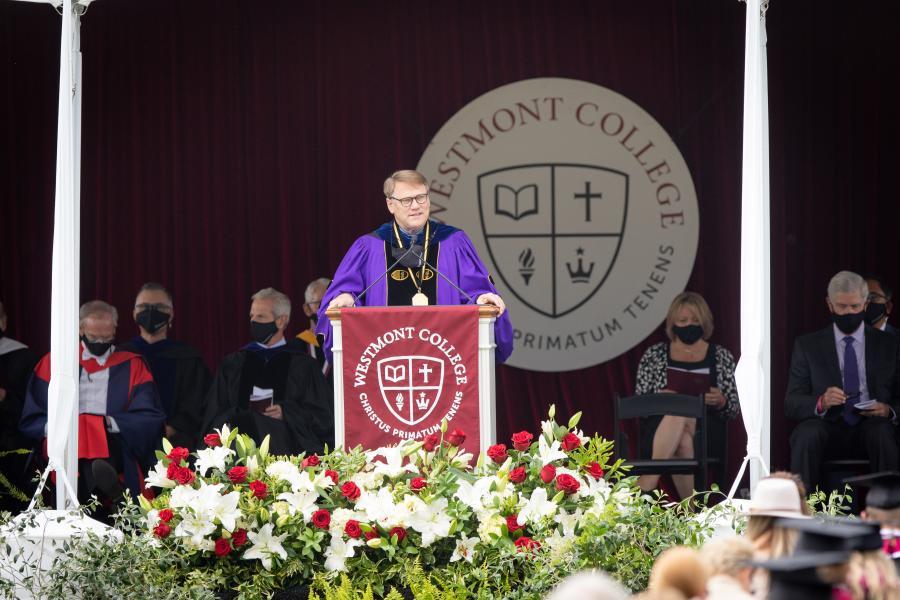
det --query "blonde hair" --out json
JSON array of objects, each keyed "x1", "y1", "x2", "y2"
[
  {"x1": 745, "y1": 516, "x2": 798, "y2": 559},
  {"x1": 865, "y1": 506, "x2": 900, "y2": 527},
  {"x1": 701, "y1": 536, "x2": 754, "y2": 578},
  {"x1": 383, "y1": 169, "x2": 427, "y2": 198},
  {"x1": 844, "y1": 550, "x2": 900, "y2": 600},
  {"x1": 665, "y1": 292, "x2": 714, "y2": 341},
  {"x1": 649, "y1": 546, "x2": 709, "y2": 598}
]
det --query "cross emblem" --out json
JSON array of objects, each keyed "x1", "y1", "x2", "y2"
[
  {"x1": 573, "y1": 181, "x2": 602, "y2": 221},
  {"x1": 418, "y1": 362, "x2": 433, "y2": 383}
]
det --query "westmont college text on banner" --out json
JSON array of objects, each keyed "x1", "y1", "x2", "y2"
[{"x1": 341, "y1": 306, "x2": 481, "y2": 453}]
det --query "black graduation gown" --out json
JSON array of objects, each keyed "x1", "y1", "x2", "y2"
[
  {"x1": 203, "y1": 340, "x2": 333, "y2": 456},
  {"x1": 119, "y1": 338, "x2": 211, "y2": 450},
  {"x1": 0, "y1": 344, "x2": 39, "y2": 511}
]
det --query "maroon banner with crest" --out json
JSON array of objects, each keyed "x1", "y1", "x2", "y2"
[{"x1": 341, "y1": 306, "x2": 481, "y2": 455}]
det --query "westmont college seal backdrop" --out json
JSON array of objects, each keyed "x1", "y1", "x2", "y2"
[{"x1": 6, "y1": 1, "x2": 898, "y2": 481}]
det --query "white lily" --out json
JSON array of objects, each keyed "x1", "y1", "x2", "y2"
[
  {"x1": 450, "y1": 535, "x2": 480, "y2": 563},
  {"x1": 145, "y1": 462, "x2": 176, "y2": 489},
  {"x1": 168, "y1": 483, "x2": 199, "y2": 509},
  {"x1": 453, "y1": 477, "x2": 493, "y2": 511},
  {"x1": 194, "y1": 445, "x2": 235, "y2": 477},
  {"x1": 323, "y1": 534, "x2": 363, "y2": 572},
  {"x1": 536, "y1": 435, "x2": 567, "y2": 467},
  {"x1": 554, "y1": 507, "x2": 583, "y2": 537},
  {"x1": 355, "y1": 486, "x2": 402, "y2": 528},
  {"x1": 405, "y1": 496, "x2": 452, "y2": 547},
  {"x1": 243, "y1": 524, "x2": 288, "y2": 571},
  {"x1": 276, "y1": 489, "x2": 320, "y2": 521},
  {"x1": 174, "y1": 512, "x2": 217, "y2": 547},
  {"x1": 266, "y1": 459, "x2": 303, "y2": 489},
  {"x1": 517, "y1": 487, "x2": 558, "y2": 527},
  {"x1": 367, "y1": 445, "x2": 419, "y2": 479}
]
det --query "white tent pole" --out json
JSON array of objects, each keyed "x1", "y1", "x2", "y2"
[
  {"x1": 47, "y1": 0, "x2": 82, "y2": 510},
  {"x1": 730, "y1": 0, "x2": 771, "y2": 499}
]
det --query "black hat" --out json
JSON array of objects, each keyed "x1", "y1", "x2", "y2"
[
  {"x1": 776, "y1": 517, "x2": 871, "y2": 554},
  {"x1": 823, "y1": 517, "x2": 883, "y2": 552},
  {"x1": 843, "y1": 471, "x2": 900, "y2": 510}
]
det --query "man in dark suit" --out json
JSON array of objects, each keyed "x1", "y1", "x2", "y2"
[
  {"x1": 865, "y1": 275, "x2": 897, "y2": 336},
  {"x1": 787, "y1": 270, "x2": 900, "y2": 493}
]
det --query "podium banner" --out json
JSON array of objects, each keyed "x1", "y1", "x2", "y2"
[{"x1": 341, "y1": 305, "x2": 481, "y2": 453}]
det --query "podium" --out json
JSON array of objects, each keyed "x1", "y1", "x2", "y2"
[{"x1": 326, "y1": 305, "x2": 499, "y2": 455}]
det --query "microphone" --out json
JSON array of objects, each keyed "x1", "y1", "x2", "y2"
[
  {"x1": 407, "y1": 247, "x2": 476, "y2": 304},
  {"x1": 352, "y1": 243, "x2": 418, "y2": 305}
]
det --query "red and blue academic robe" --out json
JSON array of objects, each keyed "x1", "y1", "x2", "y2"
[
  {"x1": 19, "y1": 350, "x2": 166, "y2": 497},
  {"x1": 316, "y1": 220, "x2": 514, "y2": 362}
]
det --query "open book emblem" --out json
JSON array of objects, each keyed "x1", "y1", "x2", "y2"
[
  {"x1": 477, "y1": 163, "x2": 629, "y2": 318},
  {"x1": 377, "y1": 356, "x2": 444, "y2": 426}
]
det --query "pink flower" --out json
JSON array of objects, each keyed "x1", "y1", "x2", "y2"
[
  {"x1": 487, "y1": 444, "x2": 508, "y2": 464},
  {"x1": 540, "y1": 464, "x2": 556, "y2": 484},
  {"x1": 227, "y1": 466, "x2": 248, "y2": 484},
  {"x1": 561, "y1": 432, "x2": 581, "y2": 451},
  {"x1": 511, "y1": 431, "x2": 534, "y2": 451}
]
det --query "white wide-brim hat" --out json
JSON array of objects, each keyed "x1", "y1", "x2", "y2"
[{"x1": 745, "y1": 477, "x2": 812, "y2": 519}]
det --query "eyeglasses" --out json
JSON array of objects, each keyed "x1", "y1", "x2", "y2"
[
  {"x1": 389, "y1": 193, "x2": 429, "y2": 208},
  {"x1": 868, "y1": 293, "x2": 888, "y2": 302}
]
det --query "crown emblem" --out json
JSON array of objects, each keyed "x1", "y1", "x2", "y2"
[
  {"x1": 415, "y1": 392, "x2": 430, "y2": 410},
  {"x1": 566, "y1": 248, "x2": 594, "y2": 283}
]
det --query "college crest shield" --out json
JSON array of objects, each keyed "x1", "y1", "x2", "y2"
[
  {"x1": 377, "y1": 356, "x2": 445, "y2": 426},
  {"x1": 477, "y1": 163, "x2": 629, "y2": 318}
]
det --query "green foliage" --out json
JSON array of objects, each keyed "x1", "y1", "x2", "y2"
[
  {"x1": 0, "y1": 449, "x2": 30, "y2": 503},
  {"x1": 808, "y1": 484, "x2": 854, "y2": 517}
]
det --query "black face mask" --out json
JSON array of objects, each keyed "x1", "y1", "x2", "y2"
[
  {"x1": 865, "y1": 303, "x2": 887, "y2": 326},
  {"x1": 673, "y1": 324, "x2": 704, "y2": 345},
  {"x1": 81, "y1": 335, "x2": 113, "y2": 357},
  {"x1": 250, "y1": 320, "x2": 279, "y2": 345},
  {"x1": 136, "y1": 307, "x2": 171, "y2": 335},
  {"x1": 832, "y1": 310, "x2": 866, "y2": 335}
]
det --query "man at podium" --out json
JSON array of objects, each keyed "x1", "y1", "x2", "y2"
[{"x1": 317, "y1": 169, "x2": 513, "y2": 362}]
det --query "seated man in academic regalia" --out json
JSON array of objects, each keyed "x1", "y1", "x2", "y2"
[
  {"x1": 203, "y1": 288, "x2": 333, "y2": 455},
  {"x1": 317, "y1": 169, "x2": 514, "y2": 362},
  {"x1": 0, "y1": 300, "x2": 39, "y2": 512},
  {"x1": 19, "y1": 300, "x2": 166, "y2": 503},
  {"x1": 119, "y1": 282, "x2": 211, "y2": 450},
  {"x1": 296, "y1": 277, "x2": 332, "y2": 381}
]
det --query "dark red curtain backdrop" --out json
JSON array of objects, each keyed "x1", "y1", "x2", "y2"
[{"x1": 2, "y1": 1, "x2": 899, "y2": 487}]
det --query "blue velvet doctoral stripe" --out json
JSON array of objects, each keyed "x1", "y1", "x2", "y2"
[{"x1": 372, "y1": 220, "x2": 458, "y2": 246}]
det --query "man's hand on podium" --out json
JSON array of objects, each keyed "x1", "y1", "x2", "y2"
[
  {"x1": 477, "y1": 293, "x2": 506, "y2": 316},
  {"x1": 328, "y1": 293, "x2": 356, "y2": 310}
]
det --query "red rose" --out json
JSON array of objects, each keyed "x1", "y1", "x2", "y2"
[
  {"x1": 344, "y1": 520, "x2": 362, "y2": 539},
  {"x1": 158, "y1": 508, "x2": 174, "y2": 523},
  {"x1": 364, "y1": 529, "x2": 379, "y2": 541},
  {"x1": 214, "y1": 537, "x2": 232, "y2": 557},
  {"x1": 514, "y1": 536, "x2": 540, "y2": 552},
  {"x1": 166, "y1": 462, "x2": 178, "y2": 480},
  {"x1": 389, "y1": 526, "x2": 407, "y2": 542},
  {"x1": 511, "y1": 431, "x2": 534, "y2": 451},
  {"x1": 173, "y1": 466, "x2": 195, "y2": 486},
  {"x1": 153, "y1": 523, "x2": 171, "y2": 538},
  {"x1": 325, "y1": 469, "x2": 339, "y2": 485},
  {"x1": 227, "y1": 466, "x2": 248, "y2": 484},
  {"x1": 556, "y1": 473, "x2": 580, "y2": 495},
  {"x1": 341, "y1": 481, "x2": 361, "y2": 501},
  {"x1": 410, "y1": 477, "x2": 428, "y2": 492},
  {"x1": 232, "y1": 528, "x2": 248, "y2": 547},
  {"x1": 422, "y1": 433, "x2": 440, "y2": 452},
  {"x1": 540, "y1": 464, "x2": 557, "y2": 484},
  {"x1": 301, "y1": 454, "x2": 320, "y2": 468},
  {"x1": 203, "y1": 433, "x2": 221, "y2": 447},
  {"x1": 446, "y1": 428, "x2": 466, "y2": 447},
  {"x1": 509, "y1": 466, "x2": 527, "y2": 484},
  {"x1": 586, "y1": 461, "x2": 604, "y2": 480},
  {"x1": 505, "y1": 515, "x2": 523, "y2": 533},
  {"x1": 167, "y1": 447, "x2": 190, "y2": 464},
  {"x1": 487, "y1": 444, "x2": 508, "y2": 464},
  {"x1": 312, "y1": 508, "x2": 331, "y2": 529},
  {"x1": 561, "y1": 432, "x2": 582, "y2": 451},
  {"x1": 249, "y1": 480, "x2": 268, "y2": 499}
]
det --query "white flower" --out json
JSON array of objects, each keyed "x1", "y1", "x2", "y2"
[
  {"x1": 276, "y1": 489, "x2": 319, "y2": 521},
  {"x1": 266, "y1": 460, "x2": 303, "y2": 488},
  {"x1": 366, "y1": 445, "x2": 419, "y2": 479},
  {"x1": 517, "y1": 487, "x2": 558, "y2": 527},
  {"x1": 405, "y1": 496, "x2": 452, "y2": 547},
  {"x1": 476, "y1": 510, "x2": 505, "y2": 542},
  {"x1": 206, "y1": 491, "x2": 242, "y2": 532},
  {"x1": 554, "y1": 507, "x2": 583, "y2": 537},
  {"x1": 536, "y1": 435, "x2": 567, "y2": 467},
  {"x1": 350, "y1": 469, "x2": 384, "y2": 491},
  {"x1": 174, "y1": 512, "x2": 217, "y2": 547},
  {"x1": 145, "y1": 509, "x2": 160, "y2": 529},
  {"x1": 194, "y1": 446, "x2": 235, "y2": 477},
  {"x1": 168, "y1": 484, "x2": 198, "y2": 509},
  {"x1": 145, "y1": 462, "x2": 176, "y2": 489},
  {"x1": 540, "y1": 419, "x2": 556, "y2": 441},
  {"x1": 243, "y1": 524, "x2": 288, "y2": 571},
  {"x1": 451, "y1": 451, "x2": 474, "y2": 468},
  {"x1": 450, "y1": 535, "x2": 479, "y2": 563},
  {"x1": 245, "y1": 455, "x2": 259, "y2": 476},
  {"x1": 328, "y1": 508, "x2": 359, "y2": 535},
  {"x1": 453, "y1": 477, "x2": 493, "y2": 511},
  {"x1": 355, "y1": 487, "x2": 402, "y2": 528},
  {"x1": 324, "y1": 534, "x2": 363, "y2": 572}
]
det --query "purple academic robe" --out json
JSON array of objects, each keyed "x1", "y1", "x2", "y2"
[{"x1": 316, "y1": 223, "x2": 514, "y2": 362}]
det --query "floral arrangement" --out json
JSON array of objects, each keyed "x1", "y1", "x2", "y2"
[{"x1": 128, "y1": 407, "x2": 716, "y2": 599}]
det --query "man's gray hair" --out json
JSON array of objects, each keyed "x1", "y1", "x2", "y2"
[
  {"x1": 827, "y1": 270, "x2": 869, "y2": 301},
  {"x1": 79, "y1": 300, "x2": 118, "y2": 326},
  {"x1": 252, "y1": 287, "x2": 291, "y2": 318},
  {"x1": 304, "y1": 278, "x2": 331, "y2": 303}
]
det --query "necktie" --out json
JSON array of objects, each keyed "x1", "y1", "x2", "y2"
[{"x1": 842, "y1": 335, "x2": 861, "y2": 425}]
